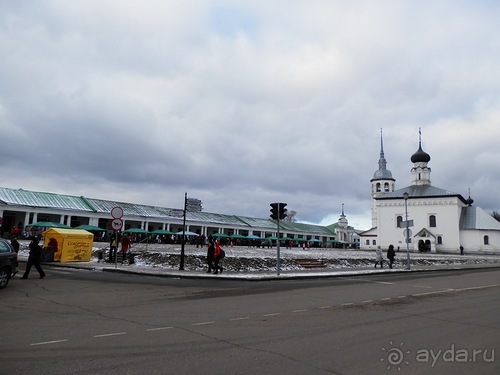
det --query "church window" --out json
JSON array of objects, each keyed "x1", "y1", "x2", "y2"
[
  {"x1": 429, "y1": 215, "x2": 436, "y2": 227},
  {"x1": 437, "y1": 236, "x2": 442, "y2": 245},
  {"x1": 365, "y1": 240, "x2": 370, "y2": 245},
  {"x1": 396, "y1": 216, "x2": 403, "y2": 228},
  {"x1": 384, "y1": 182, "x2": 390, "y2": 192},
  {"x1": 372, "y1": 240, "x2": 377, "y2": 245},
  {"x1": 484, "y1": 235, "x2": 489, "y2": 245},
  {"x1": 376, "y1": 183, "x2": 381, "y2": 192}
]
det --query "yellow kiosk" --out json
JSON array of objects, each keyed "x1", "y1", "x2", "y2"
[{"x1": 42, "y1": 228, "x2": 94, "y2": 262}]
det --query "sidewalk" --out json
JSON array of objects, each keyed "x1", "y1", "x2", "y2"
[{"x1": 17, "y1": 256, "x2": 500, "y2": 281}]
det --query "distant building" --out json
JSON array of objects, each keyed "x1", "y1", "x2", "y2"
[
  {"x1": 360, "y1": 130, "x2": 500, "y2": 253},
  {"x1": 0, "y1": 187, "x2": 351, "y2": 246}
]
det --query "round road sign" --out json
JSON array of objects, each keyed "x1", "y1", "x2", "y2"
[
  {"x1": 111, "y1": 206, "x2": 124, "y2": 219},
  {"x1": 111, "y1": 218, "x2": 123, "y2": 231}
]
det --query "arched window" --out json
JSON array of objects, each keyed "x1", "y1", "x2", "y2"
[
  {"x1": 373, "y1": 240, "x2": 377, "y2": 245},
  {"x1": 484, "y1": 235, "x2": 489, "y2": 245},
  {"x1": 376, "y1": 183, "x2": 381, "y2": 192},
  {"x1": 366, "y1": 239, "x2": 370, "y2": 245},
  {"x1": 384, "y1": 182, "x2": 390, "y2": 192},
  {"x1": 429, "y1": 215, "x2": 436, "y2": 227},
  {"x1": 437, "y1": 236, "x2": 442, "y2": 245},
  {"x1": 396, "y1": 216, "x2": 403, "y2": 228}
]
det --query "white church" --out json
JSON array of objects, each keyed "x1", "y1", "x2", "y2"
[{"x1": 359, "y1": 131, "x2": 500, "y2": 253}]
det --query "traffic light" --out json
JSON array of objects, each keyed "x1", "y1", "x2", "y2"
[
  {"x1": 279, "y1": 203, "x2": 287, "y2": 220},
  {"x1": 270, "y1": 203, "x2": 279, "y2": 220},
  {"x1": 270, "y1": 202, "x2": 287, "y2": 220}
]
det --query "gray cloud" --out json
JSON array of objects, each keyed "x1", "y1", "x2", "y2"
[{"x1": 1, "y1": 1, "x2": 500, "y2": 230}]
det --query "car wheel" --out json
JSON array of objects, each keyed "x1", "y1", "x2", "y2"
[{"x1": 0, "y1": 267, "x2": 10, "y2": 289}]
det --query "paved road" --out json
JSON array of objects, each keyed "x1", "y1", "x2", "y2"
[{"x1": 1, "y1": 267, "x2": 499, "y2": 374}]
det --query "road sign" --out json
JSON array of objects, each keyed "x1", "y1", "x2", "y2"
[
  {"x1": 111, "y1": 206, "x2": 124, "y2": 219},
  {"x1": 111, "y1": 218, "x2": 123, "y2": 231},
  {"x1": 400, "y1": 220, "x2": 414, "y2": 228},
  {"x1": 403, "y1": 228, "x2": 412, "y2": 238}
]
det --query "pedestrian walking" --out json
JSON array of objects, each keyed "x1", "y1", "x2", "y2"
[
  {"x1": 460, "y1": 245, "x2": 464, "y2": 255},
  {"x1": 10, "y1": 236, "x2": 20, "y2": 253},
  {"x1": 213, "y1": 240, "x2": 223, "y2": 274},
  {"x1": 21, "y1": 237, "x2": 46, "y2": 279},
  {"x1": 109, "y1": 235, "x2": 117, "y2": 261},
  {"x1": 387, "y1": 244, "x2": 396, "y2": 269},
  {"x1": 120, "y1": 234, "x2": 131, "y2": 263},
  {"x1": 374, "y1": 246, "x2": 384, "y2": 268},
  {"x1": 206, "y1": 240, "x2": 215, "y2": 273}
]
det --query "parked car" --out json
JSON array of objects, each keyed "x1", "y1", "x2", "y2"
[{"x1": 0, "y1": 238, "x2": 18, "y2": 289}]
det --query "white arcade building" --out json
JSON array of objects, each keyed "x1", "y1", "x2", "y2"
[{"x1": 360, "y1": 131, "x2": 500, "y2": 253}]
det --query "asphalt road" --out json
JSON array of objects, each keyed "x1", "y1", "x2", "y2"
[{"x1": 1, "y1": 267, "x2": 499, "y2": 374}]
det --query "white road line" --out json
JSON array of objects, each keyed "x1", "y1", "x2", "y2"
[
  {"x1": 319, "y1": 306, "x2": 332, "y2": 309},
  {"x1": 229, "y1": 317, "x2": 250, "y2": 321},
  {"x1": 397, "y1": 295, "x2": 407, "y2": 299},
  {"x1": 412, "y1": 289, "x2": 453, "y2": 297},
  {"x1": 146, "y1": 327, "x2": 173, "y2": 331},
  {"x1": 94, "y1": 332, "x2": 126, "y2": 338},
  {"x1": 192, "y1": 321, "x2": 215, "y2": 326},
  {"x1": 454, "y1": 284, "x2": 500, "y2": 292},
  {"x1": 292, "y1": 309, "x2": 308, "y2": 313},
  {"x1": 30, "y1": 339, "x2": 68, "y2": 346},
  {"x1": 380, "y1": 298, "x2": 391, "y2": 301},
  {"x1": 411, "y1": 285, "x2": 434, "y2": 289},
  {"x1": 342, "y1": 303, "x2": 354, "y2": 306},
  {"x1": 362, "y1": 300, "x2": 374, "y2": 303},
  {"x1": 263, "y1": 313, "x2": 281, "y2": 317}
]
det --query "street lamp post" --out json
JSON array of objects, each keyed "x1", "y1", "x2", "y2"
[{"x1": 403, "y1": 192, "x2": 411, "y2": 270}]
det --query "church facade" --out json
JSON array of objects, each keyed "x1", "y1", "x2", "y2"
[{"x1": 360, "y1": 131, "x2": 500, "y2": 253}]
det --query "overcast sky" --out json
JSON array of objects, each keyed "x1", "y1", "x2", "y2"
[{"x1": 1, "y1": 1, "x2": 499, "y2": 230}]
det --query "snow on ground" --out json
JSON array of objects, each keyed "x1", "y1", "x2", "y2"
[{"x1": 17, "y1": 240, "x2": 500, "y2": 272}]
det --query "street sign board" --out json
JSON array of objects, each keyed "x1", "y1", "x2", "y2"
[
  {"x1": 111, "y1": 206, "x2": 124, "y2": 219},
  {"x1": 400, "y1": 220, "x2": 414, "y2": 228},
  {"x1": 111, "y1": 218, "x2": 123, "y2": 231},
  {"x1": 403, "y1": 228, "x2": 412, "y2": 238}
]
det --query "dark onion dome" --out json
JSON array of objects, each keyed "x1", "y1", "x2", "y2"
[
  {"x1": 410, "y1": 143, "x2": 431, "y2": 163},
  {"x1": 466, "y1": 195, "x2": 474, "y2": 206}
]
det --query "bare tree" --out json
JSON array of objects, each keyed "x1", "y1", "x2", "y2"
[
  {"x1": 492, "y1": 211, "x2": 500, "y2": 222},
  {"x1": 284, "y1": 210, "x2": 297, "y2": 222}
]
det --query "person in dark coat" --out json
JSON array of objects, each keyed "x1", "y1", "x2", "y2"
[
  {"x1": 387, "y1": 244, "x2": 396, "y2": 269},
  {"x1": 10, "y1": 236, "x2": 20, "y2": 253},
  {"x1": 206, "y1": 240, "x2": 215, "y2": 273},
  {"x1": 21, "y1": 237, "x2": 46, "y2": 279}
]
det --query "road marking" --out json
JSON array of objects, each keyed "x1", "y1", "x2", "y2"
[
  {"x1": 454, "y1": 284, "x2": 499, "y2": 292},
  {"x1": 342, "y1": 303, "x2": 354, "y2": 306},
  {"x1": 94, "y1": 332, "x2": 126, "y2": 338},
  {"x1": 319, "y1": 306, "x2": 332, "y2": 309},
  {"x1": 412, "y1": 289, "x2": 453, "y2": 297},
  {"x1": 380, "y1": 298, "x2": 391, "y2": 301},
  {"x1": 230, "y1": 317, "x2": 250, "y2": 321},
  {"x1": 292, "y1": 309, "x2": 308, "y2": 313},
  {"x1": 362, "y1": 300, "x2": 374, "y2": 303},
  {"x1": 411, "y1": 284, "x2": 434, "y2": 289},
  {"x1": 192, "y1": 321, "x2": 215, "y2": 326},
  {"x1": 30, "y1": 339, "x2": 68, "y2": 346},
  {"x1": 397, "y1": 295, "x2": 407, "y2": 299},
  {"x1": 263, "y1": 313, "x2": 281, "y2": 317},
  {"x1": 146, "y1": 326, "x2": 173, "y2": 331}
]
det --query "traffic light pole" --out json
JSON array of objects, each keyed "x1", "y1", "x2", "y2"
[
  {"x1": 276, "y1": 217, "x2": 281, "y2": 276},
  {"x1": 270, "y1": 202, "x2": 287, "y2": 276}
]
